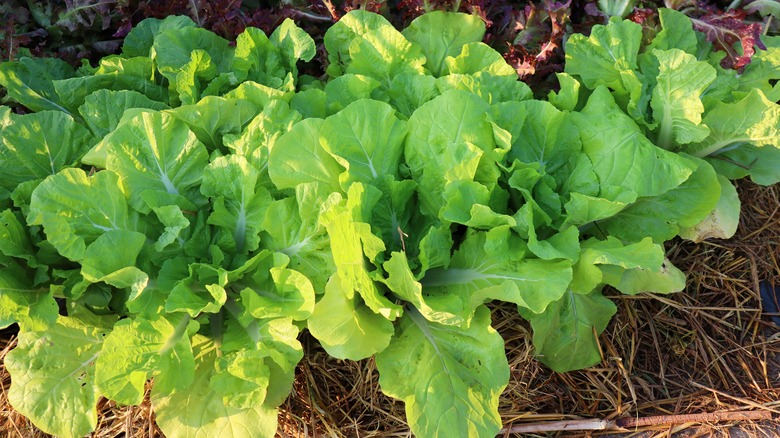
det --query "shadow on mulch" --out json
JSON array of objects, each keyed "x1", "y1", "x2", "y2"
[{"x1": 2, "y1": 181, "x2": 779, "y2": 437}]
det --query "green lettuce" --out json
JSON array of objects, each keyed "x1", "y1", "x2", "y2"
[{"x1": 0, "y1": 8, "x2": 768, "y2": 438}]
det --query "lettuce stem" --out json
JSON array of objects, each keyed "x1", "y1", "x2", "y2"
[
  {"x1": 159, "y1": 314, "x2": 191, "y2": 355},
  {"x1": 657, "y1": 111, "x2": 674, "y2": 150}
]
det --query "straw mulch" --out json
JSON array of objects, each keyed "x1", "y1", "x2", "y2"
[{"x1": 2, "y1": 180, "x2": 779, "y2": 437}]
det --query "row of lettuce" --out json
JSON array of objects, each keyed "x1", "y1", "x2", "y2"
[{"x1": 0, "y1": 9, "x2": 778, "y2": 438}]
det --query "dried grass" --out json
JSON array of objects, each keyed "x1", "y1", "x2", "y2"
[{"x1": 2, "y1": 180, "x2": 778, "y2": 437}]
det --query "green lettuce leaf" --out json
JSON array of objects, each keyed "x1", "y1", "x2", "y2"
[
  {"x1": 570, "y1": 236, "x2": 665, "y2": 294},
  {"x1": 0, "y1": 260, "x2": 57, "y2": 331},
  {"x1": 435, "y1": 72, "x2": 533, "y2": 104},
  {"x1": 734, "y1": 35, "x2": 780, "y2": 103},
  {"x1": 600, "y1": 158, "x2": 720, "y2": 242},
  {"x1": 707, "y1": 144, "x2": 780, "y2": 186},
  {"x1": 165, "y1": 262, "x2": 228, "y2": 317},
  {"x1": 547, "y1": 72, "x2": 581, "y2": 112},
  {"x1": 689, "y1": 89, "x2": 780, "y2": 161},
  {"x1": 375, "y1": 306, "x2": 508, "y2": 438},
  {"x1": 574, "y1": 87, "x2": 697, "y2": 198},
  {"x1": 497, "y1": 100, "x2": 581, "y2": 176},
  {"x1": 78, "y1": 89, "x2": 169, "y2": 138},
  {"x1": 419, "y1": 228, "x2": 573, "y2": 321},
  {"x1": 381, "y1": 250, "x2": 463, "y2": 325},
  {"x1": 0, "y1": 57, "x2": 74, "y2": 113},
  {"x1": 219, "y1": 315, "x2": 303, "y2": 409},
  {"x1": 646, "y1": 8, "x2": 698, "y2": 54},
  {"x1": 320, "y1": 99, "x2": 407, "y2": 188},
  {"x1": 405, "y1": 90, "x2": 496, "y2": 218},
  {"x1": 0, "y1": 111, "x2": 94, "y2": 192},
  {"x1": 153, "y1": 27, "x2": 234, "y2": 85},
  {"x1": 97, "y1": 110, "x2": 209, "y2": 213},
  {"x1": 384, "y1": 73, "x2": 440, "y2": 117},
  {"x1": 650, "y1": 49, "x2": 715, "y2": 149},
  {"x1": 322, "y1": 74, "x2": 382, "y2": 115},
  {"x1": 80, "y1": 230, "x2": 149, "y2": 303},
  {"x1": 53, "y1": 57, "x2": 168, "y2": 112},
  {"x1": 166, "y1": 96, "x2": 260, "y2": 151},
  {"x1": 444, "y1": 42, "x2": 517, "y2": 77},
  {"x1": 679, "y1": 174, "x2": 740, "y2": 242},
  {"x1": 222, "y1": 81, "x2": 291, "y2": 108},
  {"x1": 607, "y1": 258, "x2": 686, "y2": 295},
  {"x1": 260, "y1": 184, "x2": 336, "y2": 292},
  {"x1": 232, "y1": 20, "x2": 315, "y2": 92},
  {"x1": 174, "y1": 49, "x2": 220, "y2": 105},
  {"x1": 224, "y1": 99, "x2": 302, "y2": 178},
  {"x1": 122, "y1": 15, "x2": 196, "y2": 57},
  {"x1": 233, "y1": 27, "x2": 288, "y2": 90},
  {"x1": 95, "y1": 314, "x2": 195, "y2": 405},
  {"x1": 370, "y1": 177, "x2": 418, "y2": 250},
  {"x1": 27, "y1": 169, "x2": 139, "y2": 261},
  {"x1": 307, "y1": 274, "x2": 394, "y2": 360},
  {"x1": 201, "y1": 155, "x2": 272, "y2": 255},
  {"x1": 6, "y1": 316, "x2": 111, "y2": 438},
  {"x1": 152, "y1": 334, "x2": 279, "y2": 438},
  {"x1": 238, "y1": 252, "x2": 315, "y2": 322},
  {"x1": 320, "y1": 184, "x2": 403, "y2": 320},
  {"x1": 268, "y1": 118, "x2": 344, "y2": 193},
  {"x1": 269, "y1": 19, "x2": 317, "y2": 73},
  {"x1": 0, "y1": 209, "x2": 37, "y2": 269},
  {"x1": 402, "y1": 11, "x2": 485, "y2": 77},
  {"x1": 565, "y1": 17, "x2": 642, "y2": 94},
  {"x1": 527, "y1": 290, "x2": 616, "y2": 372},
  {"x1": 324, "y1": 10, "x2": 425, "y2": 84}
]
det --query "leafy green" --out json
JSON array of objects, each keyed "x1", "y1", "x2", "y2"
[
  {"x1": 152, "y1": 335, "x2": 280, "y2": 438},
  {"x1": 0, "y1": 111, "x2": 94, "y2": 193},
  {"x1": 402, "y1": 11, "x2": 485, "y2": 77},
  {"x1": 307, "y1": 274, "x2": 394, "y2": 360},
  {"x1": 0, "y1": 57, "x2": 74, "y2": 113},
  {"x1": 376, "y1": 306, "x2": 508, "y2": 437},
  {"x1": 97, "y1": 110, "x2": 209, "y2": 213},
  {"x1": 268, "y1": 119, "x2": 343, "y2": 193},
  {"x1": 324, "y1": 10, "x2": 425, "y2": 84},
  {"x1": 53, "y1": 57, "x2": 168, "y2": 113},
  {"x1": 122, "y1": 15, "x2": 197, "y2": 58},
  {"x1": 201, "y1": 155, "x2": 271, "y2": 254},
  {"x1": 27, "y1": 169, "x2": 139, "y2": 262},
  {"x1": 5, "y1": 316, "x2": 111, "y2": 438},
  {"x1": 95, "y1": 315, "x2": 194, "y2": 405},
  {"x1": 78, "y1": 89, "x2": 169, "y2": 138},
  {"x1": 650, "y1": 49, "x2": 716, "y2": 149},
  {"x1": 0, "y1": 8, "x2": 766, "y2": 438},
  {"x1": 320, "y1": 99, "x2": 407, "y2": 188},
  {"x1": 527, "y1": 290, "x2": 616, "y2": 372}
]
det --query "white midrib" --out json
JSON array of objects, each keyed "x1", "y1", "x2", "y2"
[
  {"x1": 421, "y1": 267, "x2": 543, "y2": 288},
  {"x1": 281, "y1": 235, "x2": 312, "y2": 258},
  {"x1": 142, "y1": 121, "x2": 179, "y2": 195},
  {"x1": 407, "y1": 307, "x2": 450, "y2": 376},
  {"x1": 234, "y1": 201, "x2": 247, "y2": 252}
]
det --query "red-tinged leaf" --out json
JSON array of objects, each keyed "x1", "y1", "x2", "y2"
[
  {"x1": 628, "y1": 7, "x2": 656, "y2": 25},
  {"x1": 690, "y1": 10, "x2": 767, "y2": 70},
  {"x1": 504, "y1": 0, "x2": 568, "y2": 81},
  {"x1": 341, "y1": 0, "x2": 383, "y2": 15},
  {"x1": 57, "y1": 0, "x2": 117, "y2": 32}
]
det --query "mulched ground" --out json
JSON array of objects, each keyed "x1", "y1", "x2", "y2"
[{"x1": 2, "y1": 180, "x2": 779, "y2": 437}]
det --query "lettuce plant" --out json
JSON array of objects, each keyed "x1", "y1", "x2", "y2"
[
  {"x1": 565, "y1": 8, "x2": 780, "y2": 241},
  {"x1": 0, "y1": 8, "x2": 778, "y2": 438}
]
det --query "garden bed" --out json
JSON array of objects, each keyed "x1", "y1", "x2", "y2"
[
  {"x1": 2, "y1": 179, "x2": 778, "y2": 436},
  {"x1": 1, "y1": 1, "x2": 779, "y2": 437}
]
